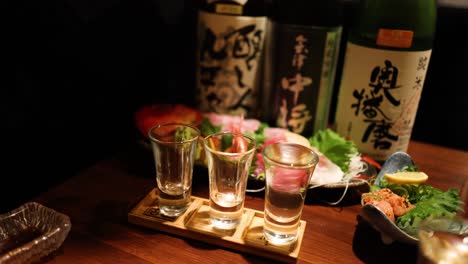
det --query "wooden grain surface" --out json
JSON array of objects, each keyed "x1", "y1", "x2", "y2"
[
  {"x1": 127, "y1": 192, "x2": 306, "y2": 263},
  {"x1": 32, "y1": 141, "x2": 468, "y2": 264}
]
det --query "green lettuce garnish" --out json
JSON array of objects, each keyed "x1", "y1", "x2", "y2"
[
  {"x1": 200, "y1": 118, "x2": 221, "y2": 136},
  {"x1": 175, "y1": 126, "x2": 194, "y2": 142},
  {"x1": 396, "y1": 189, "x2": 463, "y2": 236},
  {"x1": 221, "y1": 134, "x2": 233, "y2": 151},
  {"x1": 308, "y1": 129, "x2": 359, "y2": 173},
  {"x1": 375, "y1": 169, "x2": 464, "y2": 237},
  {"x1": 244, "y1": 122, "x2": 268, "y2": 147}
]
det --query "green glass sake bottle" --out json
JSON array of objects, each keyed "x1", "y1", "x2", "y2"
[
  {"x1": 334, "y1": 0, "x2": 437, "y2": 161},
  {"x1": 263, "y1": 0, "x2": 344, "y2": 137}
]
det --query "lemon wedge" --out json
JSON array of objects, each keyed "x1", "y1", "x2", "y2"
[{"x1": 384, "y1": 171, "x2": 429, "y2": 184}]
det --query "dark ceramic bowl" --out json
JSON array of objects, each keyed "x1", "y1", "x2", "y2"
[{"x1": 360, "y1": 152, "x2": 419, "y2": 245}]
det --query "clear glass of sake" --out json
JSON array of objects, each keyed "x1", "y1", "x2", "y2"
[
  {"x1": 148, "y1": 123, "x2": 200, "y2": 217},
  {"x1": 203, "y1": 132, "x2": 256, "y2": 230},
  {"x1": 263, "y1": 142, "x2": 318, "y2": 245}
]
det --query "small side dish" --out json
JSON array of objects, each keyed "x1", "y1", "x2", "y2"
[
  {"x1": 0, "y1": 202, "x2": 71, "y2": 264},
  {"x1": 360, "y1": 152, "x2": 464, "y2": 244}
]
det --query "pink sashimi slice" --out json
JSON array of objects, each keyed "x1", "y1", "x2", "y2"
[
  {"x1": 203, "y1": 113, "x2": 261, "y2": 133},
  {"x1": 202, "y1": 113, "x2": 345, "y2": 185},
  {"x1": 270, "y1": 167, "x2": 308, "y2": 193},
  {"x1": 263, "y1": 127, "x2": 288, "y2": 140},
  {"x1": 254, "y1": 130, "x2": 289, "y2": 177},
  {"x1": 308, "y1": 146, "x2": 344, "y2": 185}
]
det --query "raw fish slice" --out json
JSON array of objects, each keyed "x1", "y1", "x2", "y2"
[
  {"x1": 270, "y1": 167, "x2": 308, "y2": 193},
  {"x1": 203, "y1": 113, "x2": 261, "y2": 133},
  {"x1": 203, "y1": 113, "x2": 346, "y2": 185},
  {"x1": 308, "y1": 146, "x2": 344, "y2": 185}
]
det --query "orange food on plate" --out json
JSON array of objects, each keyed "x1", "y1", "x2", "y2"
[
  {"x1": 362, "y1": 188, "x2": 415, "y2": 222},
  {"x1": 135, "y1": 104, "x2": 204, "y2": 138}
]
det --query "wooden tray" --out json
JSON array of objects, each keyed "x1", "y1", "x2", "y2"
[{"x1": 127, "y1": 188, "x2": 306, "y2": 263}]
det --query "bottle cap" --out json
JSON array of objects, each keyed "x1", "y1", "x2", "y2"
[{"x1": 271, "y1": 0, "x2": 344, "y2": 27}]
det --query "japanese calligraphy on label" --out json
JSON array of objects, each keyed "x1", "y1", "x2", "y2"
[
  {"x1": 335, "y1": 43, "x2": 431, "y2": 161},
  {"x1": 196, "y1": 10, "x2": 267, "y2": 117},
  {"x1": 269, "y1": 23, "x2": 341, "y2": 136}
]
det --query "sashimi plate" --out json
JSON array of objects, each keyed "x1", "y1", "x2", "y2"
[
  {"x1": 240, "y1": 130, "x2": 376, "y2": 201},
  {"x1": 133, "y1": 106, "x2": 376, "y2": 196},
  {"x1": 137, "y1": 125, "x2": 371, "y2": 193},
  {"x1": 246, "y1": 131, "x2": 373, "y2": 188}
]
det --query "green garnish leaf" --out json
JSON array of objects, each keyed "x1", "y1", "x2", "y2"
[
  {"x1": 396, "y1": 189, "x2": 463, "y2": 236},
  {"x1": 221, "y1": 135, "x2": 233, "y2": 151},
  {"x1": 308, "y1": 129, "x2": 359, "y2": 172},
  {"x1": 245, "y1": 122, "x2": 268, "y2": 147},
  {"x1": 245, "y1": 122, "x2": 269, "y2": 176},
  {"x1": 400, "y1": 165, "x2": 419, "y2": 172},
  {"x1": 200, "y1": 118, "x2": 221, "y2": 136},
  {"x1": 377, "y1": 178, "x2": 464, "y2": 236},
  {"x1": 175, "y1": 127, "x2": 193, "y2": 141}
]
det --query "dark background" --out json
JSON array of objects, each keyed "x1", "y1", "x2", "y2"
[{"x1": 3, "y1": 0, "x2": 467, "y2": 212}]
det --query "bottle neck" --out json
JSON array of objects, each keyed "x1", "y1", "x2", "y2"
[
  {"x1": 199, "y1": 0, "x2": 270, "y2": 17},
  {"x1": 348, "y1": 0, "x2": 437, "y2": 51},
  {"x1": 270, "y1": 0, "x2": 344, "y2": 27}
]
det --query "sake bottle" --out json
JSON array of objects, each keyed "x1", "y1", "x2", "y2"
[
  {"x1": 334, "y1": 0, "x2": 437, "y2": 161},
  {"x1": 263, "y1": 0, "x2": 343, "y2": 136},
  {"x1": 195, "y1": 0, "x2": 270, "y2": 118}
]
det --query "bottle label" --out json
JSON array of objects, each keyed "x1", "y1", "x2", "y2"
[
  {"x1": 335, "y1": 43, "x2": 431, "y2": 161},
  {"x1": 268, "y1": 23, "x2": 342, "y2": 136},
  {"x1": 215, "y1": 4, "x2": 243, "y2": 15},
  {"x1": 196, "y1": 10, "x2": 267, "y2": 117},
  {"x1": 377, "y1": 29, "x2": 414, "y2": 48}
]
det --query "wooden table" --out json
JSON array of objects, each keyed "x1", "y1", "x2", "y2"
[{"x1": 33, "y1": 141, "x2": 468, "y2": 263}]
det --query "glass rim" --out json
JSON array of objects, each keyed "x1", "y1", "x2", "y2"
[
  {"x1": 203, "y1": 131, "x2": 257, "y2": 155},
  {"x1": 148, "y1": 122, "x2": 200, "y2": 144},
  {"x1": 263, "y1": 142, "x2": 318, "y2": 169}
]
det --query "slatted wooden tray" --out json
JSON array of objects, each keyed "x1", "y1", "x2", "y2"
[{"x1": 127, "y1": 188, "x2": 306, "y2": 263}]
